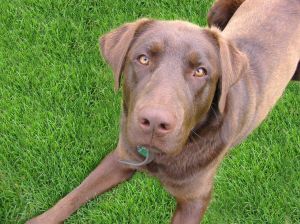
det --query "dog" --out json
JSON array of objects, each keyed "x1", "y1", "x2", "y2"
[{"x1": 27, "y1": 0, "x2": 300, "y2": 223}]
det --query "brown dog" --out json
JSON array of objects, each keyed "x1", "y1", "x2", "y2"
[{"x1": 27, "y1": 0, "x2": 300, "y2": 223}]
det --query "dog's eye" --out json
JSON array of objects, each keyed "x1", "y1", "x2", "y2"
[
  {"x1": 138, "y1": 55, "x2": 150, "y2": 65},
  {"x1": 194, "y1": 67, "x2": 207, "y2": 77}
]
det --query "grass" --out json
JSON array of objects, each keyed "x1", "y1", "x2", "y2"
[{"x1": 0, "y1": 0, "x2": 299, "y2": 223}]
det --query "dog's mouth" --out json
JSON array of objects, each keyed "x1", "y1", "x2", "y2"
[{"x1": 119, "y1": 146, "x2": 161, "y2": 167}]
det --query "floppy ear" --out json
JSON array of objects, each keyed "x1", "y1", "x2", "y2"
[
  {"x1": 100, "y1": 18, "x2": 152, "y2": 91},
  {"x1": 218, "y1": 35, "x2": 248, "y2": 113},
  {"x1": 205, "y1": 28, "x2": 248, "y2": 114}
]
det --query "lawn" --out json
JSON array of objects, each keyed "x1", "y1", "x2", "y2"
[{"x1": 0, "y1": 0, "x2": 299, "y2": 223}]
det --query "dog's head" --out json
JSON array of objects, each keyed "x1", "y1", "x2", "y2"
[{"x1": 100, "y1": 19, "x2": 247, "y2": 156}]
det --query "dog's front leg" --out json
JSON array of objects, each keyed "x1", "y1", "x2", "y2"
[
  {"x1": 171, "y1": 195, "x2": 211, "y2": 224},
  {"x1": 27, "y1": 150, "x2": 135, "y2": 224}
]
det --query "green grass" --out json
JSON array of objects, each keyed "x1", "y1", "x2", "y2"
[{"x1": 0, "y1": 0, "x2": 299, "y2": 223}]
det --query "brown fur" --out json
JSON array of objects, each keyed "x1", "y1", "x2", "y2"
[
  {"x1": 208, "y1": 0, "x2": 245, "y2": 30},
  {"x1": 208, "y1": 0, "x2": 300, "y2": 81},
  {"x1": 27, "y1": 0, "x2": 300, "y2": 223},
  {"x1": 292, "y1": 62, "x2": 300, "y2": 81}
]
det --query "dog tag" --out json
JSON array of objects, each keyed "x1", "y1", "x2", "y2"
[
  {"x1": 137, "y1": 146, "x2": 149, "y2": 158},
  {"x1": 119, "y1": 146, "x2": 154, "y2": 167}
]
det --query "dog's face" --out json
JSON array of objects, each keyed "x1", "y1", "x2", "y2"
[
  {"x1": 123, "y1": 21, "x2": 220, "y2": 155},
  {"x1": 100, "y1": 19, "x2": 246, "y2": 156}
]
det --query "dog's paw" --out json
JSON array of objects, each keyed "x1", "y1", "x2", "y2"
[{"x1": 25, "y1": 218, "x2": 41, "y2": 224}]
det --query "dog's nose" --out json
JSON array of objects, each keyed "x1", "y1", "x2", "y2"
[{"x1": 138, "y1": 108, "x2": 176, "y2": 135}]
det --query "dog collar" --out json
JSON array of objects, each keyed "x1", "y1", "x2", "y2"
[{"x1": 119, "y1": 146, "x2": 154, "y2": 167}]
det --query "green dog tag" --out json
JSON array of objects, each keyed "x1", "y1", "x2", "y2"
[
  {"x1": 119, "y1": 146, "x2": 154, "y2": 166},
  {"x1": 137, "y1": 146, "x2": 149, "y2": 158}
]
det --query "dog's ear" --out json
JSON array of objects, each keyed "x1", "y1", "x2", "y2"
[
  {"x1": 100, "y1": 18, "x2": 152, "y2": 91},
  {"x1": 205, "y1": 28, "x2": 248, "y2": 114},
  {"x1": 218, "y1": 35, "x2": 248, "y2": 114}
]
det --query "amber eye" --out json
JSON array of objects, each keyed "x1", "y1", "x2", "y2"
[
  {"x1": 194, "y1": 67, "x2": 207, "y2": 77},
  {"x1": 138, "y1": 55, "x2": 150, "y2": 65}
]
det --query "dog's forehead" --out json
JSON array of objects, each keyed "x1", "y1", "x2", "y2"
[
  {"x1": 156, "y1": 20, "x2": 202, "y2": 32},
  {"x1": 135, "y1": 20, "x2": 215, "y2": 55},
  {"x1": 143, "y1": 21, "x2": 203, "y2": 42}
]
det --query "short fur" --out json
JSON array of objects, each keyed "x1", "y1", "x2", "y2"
[{"x1": 27, "y1": 0, "x2": 300, "y2": 223}]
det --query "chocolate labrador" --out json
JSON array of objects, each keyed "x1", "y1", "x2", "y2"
[{"x1": 27, "y1": 0, "x2": 300, "y2": 223}]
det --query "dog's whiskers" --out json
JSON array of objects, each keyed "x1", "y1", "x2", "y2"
[
  {"x1": 190, "y1": 133, "x2": 202, "y2": 150},
  {"x1": 191, "y1": 129, "x2": 202, "y2": 139},
  {"x1": 210, "y1": 103, "x2": 221, "y2": 124}
]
